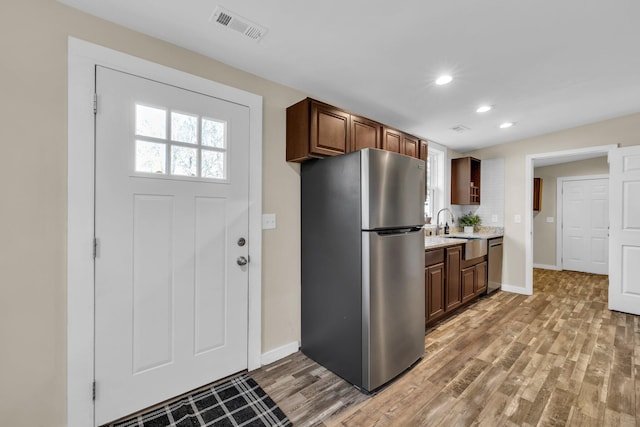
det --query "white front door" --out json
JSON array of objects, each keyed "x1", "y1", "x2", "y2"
[
  {"x1": 94, "y1": 66, "x2": 250, "y2": 425},
  {"x1": 561, "y1": 178, "x2": 609, "y2": 274},
  {"x1": 609, "y1": 146, "x2": 640, "y2": 315}
]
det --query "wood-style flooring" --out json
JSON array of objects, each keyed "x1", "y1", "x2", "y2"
[{"x1": 252, "y1": 269, "x2": 639, "y2": 426}]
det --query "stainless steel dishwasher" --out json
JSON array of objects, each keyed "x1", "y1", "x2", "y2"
[{"x1": 487, "y1": 237, "x2": 503, "y2": 294}]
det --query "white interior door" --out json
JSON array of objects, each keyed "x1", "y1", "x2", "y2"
[
  {"x1": 609, "y1": 146, "x2": 640, "y2": 315},
  {"x1": 561, "y1": 178, "x2": 609, "y2": 274},
  {"x1": 94, "y1": 66, "x2": 250, "y2": 425}
]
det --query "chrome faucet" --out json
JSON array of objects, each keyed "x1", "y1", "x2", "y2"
[{"x1": 436, "y1": 208, "x2": 455, "y2": 236}]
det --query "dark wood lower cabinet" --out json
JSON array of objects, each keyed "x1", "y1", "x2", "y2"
[
  {"x1": 445, "y1": 246, "x2": 462, "y2": 312},
  {"x1": 425, "y1": 244, "x2": 488, "y2": 329},
  {"x1": 475, "y1": 261, "x2": 487, "y2": 294},
  {"x1": 425, "y1": 262, "x2": 445, "y2": 324},
  {"x1": 461, "y1": 266, "x2": 475, "y2": 303}
]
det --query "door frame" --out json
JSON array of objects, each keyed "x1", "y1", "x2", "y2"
[
  {"x1": 67, "y1": 38, "x2": 263, "y2": 427},
  {"x1": 524, "y1": 144, "x2": 615, "y2": 295},
  {"x1": 556, "y1": 174, "x2": 609, "y2": 270}
]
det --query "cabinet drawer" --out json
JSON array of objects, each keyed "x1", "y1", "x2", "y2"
[{"x1": 425, "y1": 248, "x2": 445, "y2": 266}]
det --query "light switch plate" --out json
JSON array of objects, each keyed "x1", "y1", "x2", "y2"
[
  {"x1": 514, "y1": 214, "x2": 522, "y2": 224},
  {"x1": 546, "y1": 217, "x2": 555, "y2": 223},
  {"x1": 262, "y1": 213, "x2": 276, "y2": 230}
]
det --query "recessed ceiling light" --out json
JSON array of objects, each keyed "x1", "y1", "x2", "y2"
[
  {"x1": 499, "y1": 122, "x2": 514, "y2": 129},
  {"x1": 435, "y1": 75, "x2": 453, "y2": 85},
  {"x1": 476, "y1": 105, "x2": 492, "y2": 113}
]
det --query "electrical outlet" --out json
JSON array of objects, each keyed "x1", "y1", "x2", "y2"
[
  {"x1": 491, "y1": 214, "x2": 498, "y2": 223},
  {"x1": 546, "y1": 217, "x2": 555, "y2": 223},
  {"x1": 514, "y1": 214, "x2": 522, "y2": 224},
  {"x1": 262, "y1": 213, "x2": 276, "y2": 230}
]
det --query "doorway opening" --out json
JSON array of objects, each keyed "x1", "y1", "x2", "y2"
[{"x1": 524, "y1": 145, "x2": 616, "y2": 295}]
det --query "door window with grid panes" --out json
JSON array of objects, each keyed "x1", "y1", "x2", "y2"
[{"x1": 135, "y1": 104, "x2": 228, "y2": 180}]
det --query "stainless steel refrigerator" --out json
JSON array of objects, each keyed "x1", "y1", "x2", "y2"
[{"x1": 301, "y1": 148, "x2": 425, "y2": 392}]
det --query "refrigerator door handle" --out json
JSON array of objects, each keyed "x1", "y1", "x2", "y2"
[{"x1": 375, "y1": 226, "x2": 424, "y2": 236}]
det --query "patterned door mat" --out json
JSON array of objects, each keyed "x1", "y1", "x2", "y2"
[{"x1": 109, "y1": 374, "x2": 292, "y2": 427}]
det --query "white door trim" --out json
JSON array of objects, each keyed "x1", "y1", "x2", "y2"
[
  {"x1": 555, "y1": 174, "x2": 609, "y2": 270},
  {"x1": 525, "y1": 145, "x2": 616, "y2": 295},
  {"x1": 67, "y1": 37, "x2": 263, "y2": 427}
]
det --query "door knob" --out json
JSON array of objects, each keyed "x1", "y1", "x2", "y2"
[{"x1": 237, "y1": 256, "x2": 248, "y2": 266}]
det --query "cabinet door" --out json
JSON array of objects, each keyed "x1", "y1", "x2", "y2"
[
  {"x1": 533, "y1": 178, "x2": 543, "y2": 211},
  {"x1": 382, "y1": 128, "x2": 402, "y2": 153},
  {"x1": 419, "y1": 140, "x2": 428, "y2": 162},
  {"x1": 451, "y1": 157, "x2": 481, "y2": 205},
  {"x1": 351, "y1": 115, "x2": 381, "y2": 151},
  {"x1": 461, "y1": 266, "x2": 475, "y2": 303},
  {"x1": 310, "y1": 101, "x2": 350, "y2": 157},
  {"x1": 475, "y1": 261, "x2": 487, "y2": 295},
  {"x1": 445, "y1": 246, "x2": 462, "y2": 311},
  {"x1": 402, "y1": 134, "x2": 419, "y2": 158},
  {"x1": 426, "y1": 263, "x2": 445, "y2": 324}
]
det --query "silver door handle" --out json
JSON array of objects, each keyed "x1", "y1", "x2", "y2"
[{"x1": 237, "y1": 256, "x2": 248, "y2": 266}]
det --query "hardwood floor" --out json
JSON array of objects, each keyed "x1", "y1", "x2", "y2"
[{"x1": 252, "y1": 269, "x2": 639, "y2": 426}]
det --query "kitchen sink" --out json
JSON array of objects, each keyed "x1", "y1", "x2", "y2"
[{"x1": 451, "y1": 237, "x2": 487, "y2": 260}]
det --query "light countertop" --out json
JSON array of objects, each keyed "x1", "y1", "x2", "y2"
[
  {"x1": 424, "y1": 231, "x2": 504, "y2": 249},
  {"x1": 424, "y1": 237, "x2": 468, "y2": 250},
  {"x1": 447, "y1": 232, "x2": 504, "y2": 240}
]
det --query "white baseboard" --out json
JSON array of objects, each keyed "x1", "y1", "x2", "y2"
[
  {"x1": 259, "y1": 341, "x2": 299, "y2": 367},
  {"x1": 501, "y1": 283, "x2": 533, "y2": 296},
  {"x1": 533, "y1": 263, "x2": 561, "y2": 271}
]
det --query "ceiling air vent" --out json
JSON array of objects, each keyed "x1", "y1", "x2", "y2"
[
  {"x1": 450, "y1": 125, "x2": 471, "y2": 133},
  {"x1": 210, "y1": 6, "x2": 268, "y2": 42}
]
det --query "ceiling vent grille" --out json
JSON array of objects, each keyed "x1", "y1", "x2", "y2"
[
  {"x1": 450, "y1": 125, "x2": 471, "y2": 133},
  {"x1": 210, "y1": 6, "x2": 268, "y2": 42}
]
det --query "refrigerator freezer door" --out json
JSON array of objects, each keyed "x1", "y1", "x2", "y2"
[
  {"x1": 362, "y1": 228, "x2": 425, "y2": 391},
  {"x1": 361, "y1": 149, "x2": 426, "y2": 230}
]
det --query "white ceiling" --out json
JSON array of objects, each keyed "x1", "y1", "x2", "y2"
[{"x1": 58, "y1": 0, "x2": 640, "y2": 152}]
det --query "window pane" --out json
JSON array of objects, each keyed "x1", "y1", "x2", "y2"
[
  {"x1": 171, "y1": 112, "x2": 198, "y2": 144},
  {"x1": 171, "y1": 146, "x2": 197, "y2": 176},
  {"x1": 202, "y1": 118, "x2": 225, "y2": 148},
  {"x1": 136, "y1": 105, "x2": 166, "y2": 139},
  {"x1": 202, "y1": 150, "x2": 225, "y2": 179},
  {"x1": 136, "y1": 140, "x2": 166, "y2": 174}
]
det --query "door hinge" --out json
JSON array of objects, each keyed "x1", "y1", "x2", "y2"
[
  {"x1": 93, "y1": 238, "x2": 98, "y2": 259},
  {"x1": 92, "y1": 381, "x2": 96, "y2": 401},
  {"x1": 93, "y1": 93, "x2": 98, "y2": 115}
]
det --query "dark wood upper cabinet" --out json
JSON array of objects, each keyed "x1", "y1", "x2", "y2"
[
  {"x1": 383, "y1": 128, "x2": 421, "y2": 159},
  {"x1": 451, "y1": 157, "x2": 481, "y2": 205},
  {"x1": 533, "y1": 178, "x2": 543, "y2": 211},
  {"x1": 402, "y1": 134, "x2": 419, "y2": 158},
  {"x1": 419, "y1": 140, "x2": 428, "y2": 162},
  {"x1": 382, "y1": 127, "x2": 402, "y2": 153},
  {"x1": 351, "y1": 115, "x2": 381, "y2": 151},
  {"x1": 286, "y1": 98, "x2": 350, "y2": 162},
  {"x1": 287, "y1": 97, "x2": 422, "y2": 162}
]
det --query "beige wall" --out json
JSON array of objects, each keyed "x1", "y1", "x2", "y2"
[
  {"x1": 533, "y1": 157, "x2": 610, "y2": 266},
  {"x1": 0, "y1": 1, "x2": 305, "y2": 425},
  {"x1": 467, "y1": 113, "x2": 640, "y2": 290},
  {"x1": 3, "y1": 1, "x2": 640, "y2": 425}
]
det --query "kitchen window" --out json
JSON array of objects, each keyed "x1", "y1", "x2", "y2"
[{"x1": 425, "y1": 146, "x2": 445, "y2": 221}]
